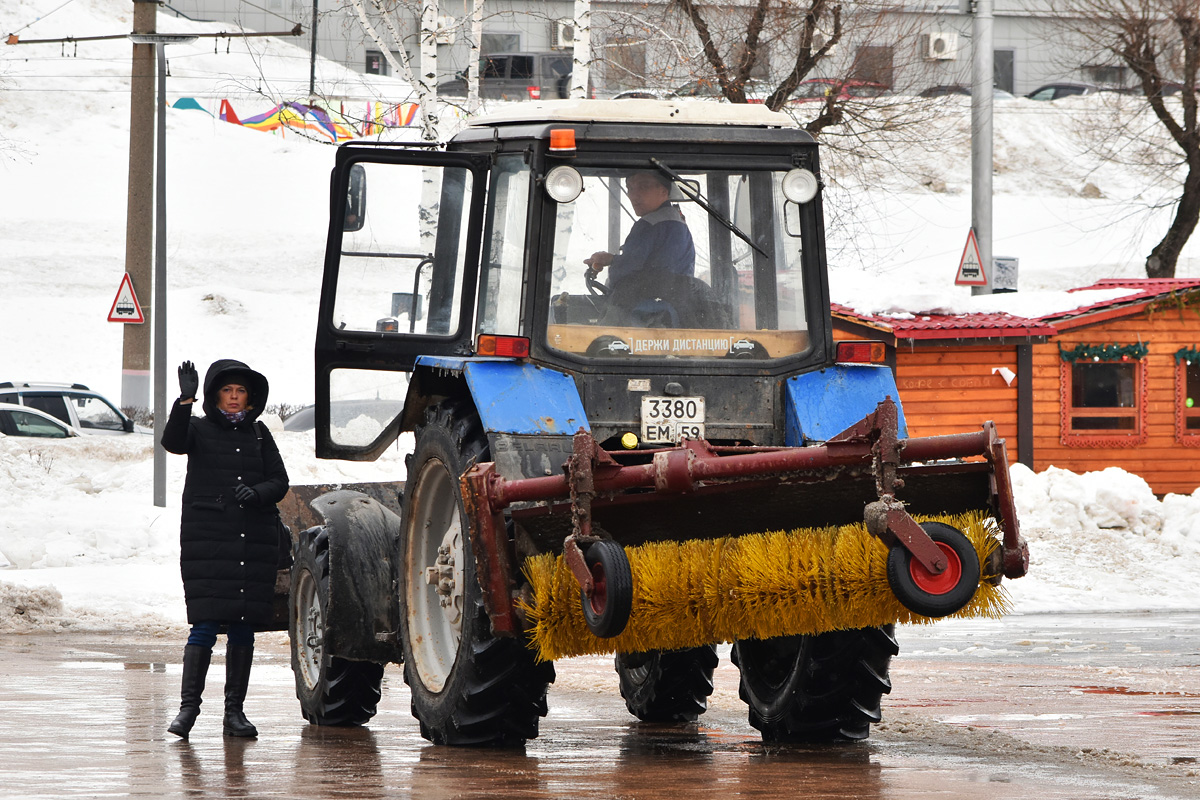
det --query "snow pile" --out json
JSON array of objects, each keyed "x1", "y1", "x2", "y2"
[{"x1": 1006, "y1": 465, "x2": 1200, "y2": 612}]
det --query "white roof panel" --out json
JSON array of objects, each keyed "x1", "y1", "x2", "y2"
[{"x1": 470, "y1": 99, "x2": 798, "y2": 128}]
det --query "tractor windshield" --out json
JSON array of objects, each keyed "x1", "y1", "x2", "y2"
[{"x1": 545, "y1": 165, "x2": 810, "y2": 361}]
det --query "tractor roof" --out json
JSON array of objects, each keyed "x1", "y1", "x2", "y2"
[{"x1": 470, "y1": 99, "x2": 799, "y2": 129}]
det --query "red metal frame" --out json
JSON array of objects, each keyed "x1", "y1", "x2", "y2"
[{"x1": 461, "y1": 398, "x2": 1028, "y2": 635}]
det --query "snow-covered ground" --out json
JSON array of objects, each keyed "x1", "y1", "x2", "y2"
[{"x1": 2, "y1": 0, "x2": 1198, "y2": 633}]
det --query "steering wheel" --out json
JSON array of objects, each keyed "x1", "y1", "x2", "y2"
[{"x1": 585, "y1": 266, "x2": 609, "y2": 296}]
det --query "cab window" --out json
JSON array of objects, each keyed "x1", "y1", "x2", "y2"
[
  {"x1": 332, "y1": 161, "x2": 473, "y2": 336},
  {"x1": 546, "y1": 166, "x2": 809, "y2": 360}
]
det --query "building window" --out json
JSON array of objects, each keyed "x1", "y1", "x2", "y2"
[
  {"x1": 481, "y1": 33, "x2": 520, "y2": 55},
  {"x1": 852, "y1": 46, "x2": 894, "y2": 88},
  {"x1": 1059, "y1": 344, "x2": 1148, "y2": 446},
  {"x1": 1176, "y1": 348, "x2": 1200, "y2": 444},
  {"x1": 606, "y1": 38, "x2": 647, "y2": 90},
  {"x1": 1086, "y1": 65, "x2": 1126, "y2": 87},
  {"x1": 365, "y1": 50, "x2": 388, "y2": 76}
]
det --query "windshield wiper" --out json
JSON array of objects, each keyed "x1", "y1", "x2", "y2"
[{"x1": 649, "y1": 157, "x2": 767, "y2": 259}]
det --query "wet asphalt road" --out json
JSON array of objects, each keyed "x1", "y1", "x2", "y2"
[{"x1": 1, "y1": 612, "x2": 1197, "y2": 799}]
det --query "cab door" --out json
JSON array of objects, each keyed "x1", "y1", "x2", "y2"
[{"x1": 315, "y1": 145, "x2": 491, "y2": 460}]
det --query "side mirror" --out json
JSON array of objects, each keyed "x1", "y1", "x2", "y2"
[
  {"x1": 343, "y1": 164, "x2": 367, "y2": 232},
  {"x1": 123, "y1": 418, "x2": 135, "y2": 433}
]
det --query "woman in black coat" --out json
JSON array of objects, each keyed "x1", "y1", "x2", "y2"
[{"x1": 162, "y1": 358, "x2": 289, "y2": 739}]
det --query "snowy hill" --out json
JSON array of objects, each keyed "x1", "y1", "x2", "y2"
[{"x1": 2, "y1": 0, "x2": 1198, "y2": 631}]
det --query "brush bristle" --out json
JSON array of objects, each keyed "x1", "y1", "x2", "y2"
[{"x1": 519, "y1": 511, "x2": 1010, "y2": 662}]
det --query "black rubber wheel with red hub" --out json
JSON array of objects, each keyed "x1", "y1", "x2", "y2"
[
  {"x1": 886, "y1": 521, "x2": 980, "y2": 617},
  {"x1": 580, "y1": 540, "x2": 633, "y2": 638}
]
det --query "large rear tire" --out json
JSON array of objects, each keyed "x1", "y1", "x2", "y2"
[
  {"x1": 732, "y1": 626, "x2": 898, "y2": 742},
  {"x1": 399, "y1": 400, "x2": 555, "y2": 746},
  {"x1": 616, "y1": 646, "x2": 719, "y2": 722},
  {"x1": 289, "y1": 525, "x2": 384, "y2": 726}
]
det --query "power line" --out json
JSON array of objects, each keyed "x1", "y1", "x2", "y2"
[{"x1": 5, "y1": 0, "x2": 80, "y2": 38}]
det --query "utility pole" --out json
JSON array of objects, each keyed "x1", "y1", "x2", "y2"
[
  {"x1": 121, "y1": 0, "x2": 156, "y2": 410},
  {"x1": 308, "y1": 0, "x2": 318, "y2": 97},
  {"x1": 970, "y1": 0, "x2": 994, "y2": 296}
]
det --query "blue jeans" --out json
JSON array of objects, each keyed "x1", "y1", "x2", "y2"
[{"x1": 186, "y1": 621, "x2": 255, "y2": 649}]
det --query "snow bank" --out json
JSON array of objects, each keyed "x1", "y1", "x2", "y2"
[{"x1": 1006, "y1": 465, "x2": 1200, "y2": 612}]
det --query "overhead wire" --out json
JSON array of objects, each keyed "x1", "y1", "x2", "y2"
[{"x1": 5, "y1": 0, "x2": 80, "y2": 38}]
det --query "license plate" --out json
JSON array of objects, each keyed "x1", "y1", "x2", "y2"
[{"x1": 641, "y1": 396, "x2": 706, "y2": 444}]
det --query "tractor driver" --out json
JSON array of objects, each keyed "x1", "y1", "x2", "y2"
[{"x1": 584, "y1": 171, "x2": 696, "y2": 286}]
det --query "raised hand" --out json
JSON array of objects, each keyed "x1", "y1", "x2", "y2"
[{"x1": 177, "y1": 360, "x2": 199, "y2": 401}]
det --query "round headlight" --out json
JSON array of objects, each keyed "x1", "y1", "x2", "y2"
[
  {"x1": 782, "y1": 168, "x2": 819, "y2": 204},
  {"x1": 544, "y1": 165, "x2": 584, "y2": 203}
]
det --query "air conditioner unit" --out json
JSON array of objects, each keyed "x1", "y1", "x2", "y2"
[
  {"x1": 925, "y1": 31, "x2": 958, "y2": 60},
  {"x1": 552, "y1": 19, "x2": 575, "y2": 50}
]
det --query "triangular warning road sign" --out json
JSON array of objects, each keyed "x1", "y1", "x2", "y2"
[
  {"x1": 954, "y1": 228, "x2": 988, "y2": 286},
  {"x1": 107, "y1": 273, "x2": 145, "y2": 323}
]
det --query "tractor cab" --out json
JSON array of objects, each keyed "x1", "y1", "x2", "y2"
[{"x1": 314, "y1": 101, "x2": 838, "y2": 460}]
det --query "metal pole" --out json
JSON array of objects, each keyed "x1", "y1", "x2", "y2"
[
  {"x1": 970, "y1": 0, "x2": 994, "y2": 296},
  {"x1": 153, "y1": 42, "x2": 168, "y2": 508},
  {"x1": 309, "y1": 0, "x2": 318, "y2": 97}
]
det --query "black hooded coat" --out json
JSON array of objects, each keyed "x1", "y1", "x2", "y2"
[{"x1": 161, "y1": 359, "x2": 289, "y2": 626}]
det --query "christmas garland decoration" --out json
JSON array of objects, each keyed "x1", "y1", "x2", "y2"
[
  {"x1": 1058, "y1": 342, "x2": 1149, "y2": 363},
  {"x1": 1175, "y1": 346, "x2": 1200, "y2": 365}
]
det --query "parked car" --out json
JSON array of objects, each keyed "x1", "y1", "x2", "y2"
[
  {"x1": 919, "y1": 84, "x2": 1017, "y2": 99},
  {"x1": 789, "y1": 78, "x2": 891, "y2": 103},
  {"x1": 611, "y1": 88, "x2": 674, "y2": 100},
  {"x1": 282, "y1": 399, "x2": 403, "y2": 433},
  {"x1": 1026, "y1": 82, "x2": 1096, "y2": 100},
  {"x1": 670, "y1": 77, "x2": 771, "y2": 102},
  {"x1": 0, "y1": 382, "x2": 147, "y2": 435},
  {"x1": 0, "y1": 402, "x2": 79, "y2": 438},
  {"x1": 439, "y1": 52, "x2": 574, "y2": 101}
]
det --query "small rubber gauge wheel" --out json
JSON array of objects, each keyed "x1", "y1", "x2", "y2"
[
  {"x1": 580, "y1": 540, "x2": 633, "y2": 638},
  {"x1": 886, "y1": 521, "x2": 981, "y2": 617}
]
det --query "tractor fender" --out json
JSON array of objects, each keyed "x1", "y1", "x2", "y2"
[
  {"x1": 785, "y1": 364, "x2": 909, "y2": 445},
  {"x1": 404, "y1": 357, "x2": 589, "y2": 480},
  {"x1": 308, "y1": 490, "x2": 403, "y2": 664}
]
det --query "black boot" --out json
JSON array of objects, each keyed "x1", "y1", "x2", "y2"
[
  {"x1": 223, "y1": 644, "x2": 258, "y2": 738},
  {"x1": 168, "y1": 645, "x2": 211, "y2": 738}
]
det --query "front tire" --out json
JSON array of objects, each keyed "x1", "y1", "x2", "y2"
[
  {"x1": 289, "y1": 525, "x2": 384, "y2": 726},
  {"x1": 732, "y1": 626, "x2": 898, "y2": 742},
  {"x1": 399, "y1": 401, "x2": 554, "y2": 745},
  {"x1": 616, "y1": 646, "x2": 719, "y2": 722}
]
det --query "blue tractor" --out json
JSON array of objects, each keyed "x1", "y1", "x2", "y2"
[{"x1": 285, "y1": 100, "x2": 1028, "y2": 746}]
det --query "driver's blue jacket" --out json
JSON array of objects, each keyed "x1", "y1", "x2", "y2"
[{"x1": 608, "y1": 204, "x2": 695, "y2": 285}]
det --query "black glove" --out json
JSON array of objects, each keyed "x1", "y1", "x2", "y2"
[
  {"x1": 233, "y1": 484, "x2": 258, "y2": 505},
  {"x1": 178, "y1": 360, "x2": 199, "y2": 401}
]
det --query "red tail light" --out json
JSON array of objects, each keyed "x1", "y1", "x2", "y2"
[
  {"x1": 836, "y1": 340, "x2": 887, "y2": 364},
  {"x1": 528, "y1": 85, "x2": 541, "y2": 100},
  {"x1": 477, "y1": 334, "x2": 530, "y2": 358}
]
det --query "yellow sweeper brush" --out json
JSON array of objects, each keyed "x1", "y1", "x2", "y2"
[{"x1": 520, "y1": 511, "x2": 1009, "y2": 662}]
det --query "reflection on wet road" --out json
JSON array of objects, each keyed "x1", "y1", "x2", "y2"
[{"x1": 0, "y1": 613, "x2": 1196, "y2": 799}]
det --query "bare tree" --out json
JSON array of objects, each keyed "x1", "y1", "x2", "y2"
[
  {"x1": 1060, "y1": 0, "x2": 1200, "y2": 278},
  {"x1": 596, "y1": 0, "x2": 939, "y2": 137}
]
